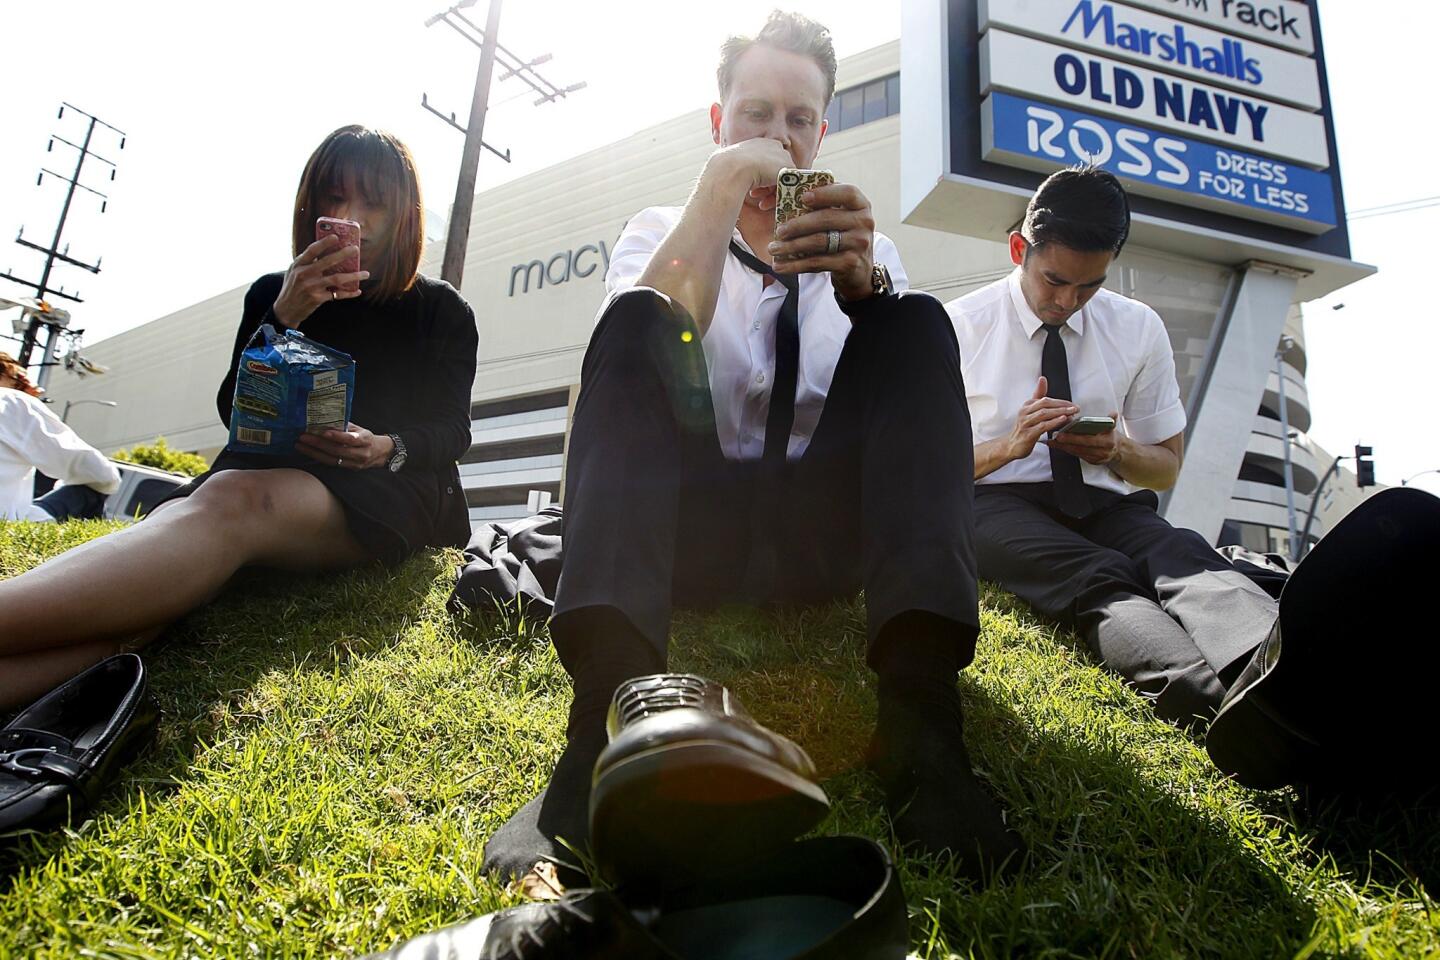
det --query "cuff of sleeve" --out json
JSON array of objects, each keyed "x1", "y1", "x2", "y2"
[
  {"x1": 834, "y1": 289, "x2": 898, "y2": 321},
  {"x1": 1125, "y1": 402, "x2": 1187, "y2": 445}
]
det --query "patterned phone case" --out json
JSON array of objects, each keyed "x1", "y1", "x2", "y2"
[
  {"x1": 316, "y1": 217, "x2": 362, "y2": 293},
  {"x1": 775, "y1": 168, "x2": 835, "y2": 226}
]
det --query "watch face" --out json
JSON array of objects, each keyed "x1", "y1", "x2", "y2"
[
  {"x1": 388, "y1": 452, "x2": 407, "y2": 473},
  {"x1": 873, "y1": 263, "x2": 893, "y2": 296}
]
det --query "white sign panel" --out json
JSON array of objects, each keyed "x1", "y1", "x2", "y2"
[
  {"x1": 1121, "y1": 0, "x2": 1313, "y2": 55},
  {"x1": 980, "y1": 29, "x2": 1329, "y2": 167},
  {"x1": 978, "y1": 0, "x2": 1321, "y2": 110}
]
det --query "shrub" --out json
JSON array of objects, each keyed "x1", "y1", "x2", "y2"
[{"x1": 111, "y1": 436, "x2": 209, "y2": 477}]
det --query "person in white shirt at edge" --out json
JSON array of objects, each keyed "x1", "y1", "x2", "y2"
[
  {"x1": 482, "y1": 11, "x2": 1024, "y2": 888},
  {"x1": 947, "y1": 166, "x2": 1323, "y2": 783},
  {"x1": 0, "y1": 351, "x2": 119, "y2": 522}
]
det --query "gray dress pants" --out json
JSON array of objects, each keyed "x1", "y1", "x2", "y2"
[{"x1": 974, "y1": 483, "x2": 1276, "y2": 726}]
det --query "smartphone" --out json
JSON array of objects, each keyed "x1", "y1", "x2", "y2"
[
  {"x1": 775, "y1": 168, "x2": 835, "y2": 227},
  {"x1": 315, "y1": 217, "x2": 362, "y2": 294},
  {"x1": 1057, "y1": 416, "x2": 1117, "y2": 436}
]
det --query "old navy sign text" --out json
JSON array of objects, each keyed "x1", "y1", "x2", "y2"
[
  {"x1": 980, "y1": 29, "x2": 1328, "y2": 167},
  {"x1": 977, "y1": 0, "x2": 1321, "y2": 109},
  {"x1": 981, "y1": 91, "x2": 1336, "y2": 233}
]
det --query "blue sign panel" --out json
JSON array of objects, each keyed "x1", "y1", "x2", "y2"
[{"x1": 982, "y1": 91, "x2": 1336, "y2": 234}]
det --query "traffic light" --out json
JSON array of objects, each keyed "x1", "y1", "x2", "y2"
[{"x1": 1354, "y1": 444, "x2": 1375, "y2": 488}]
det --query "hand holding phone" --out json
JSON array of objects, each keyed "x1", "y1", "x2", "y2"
[{"x1": 316, "y1": 217, "x2": 362, "y2": 294}]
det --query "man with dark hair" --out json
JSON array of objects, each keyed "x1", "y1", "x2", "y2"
[
  {"x1": 482, "y1": 10, "x2": 1023, "y2": 886},
  {"x1": 945, "y1": 168, "x2": 1440, "y2": 797},
  {"x1": 946, "y1": 164, "x2": 1286, "y2": 728}
]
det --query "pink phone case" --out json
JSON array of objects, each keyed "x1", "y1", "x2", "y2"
[{"x1": 316, "y1": 217, "x2": 361, "y2": 293}]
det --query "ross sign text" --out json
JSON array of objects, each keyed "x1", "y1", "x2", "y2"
[{"x1": 982, "y1": 91, "x2": 1335, "y2": 233}]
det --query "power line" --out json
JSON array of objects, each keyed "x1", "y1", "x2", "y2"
[
  {"x1": 1, "y1": 103, "x2": 125, "y2": 389},
  {"x1": 421, "y1": 0, "x2": 586, "y2": 289},
  {"x1": 1347, "y1": 195, "x2": 1440, "y2": 222}
]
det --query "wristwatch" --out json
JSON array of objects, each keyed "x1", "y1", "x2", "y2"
[
  {"x1": 835, "y1": 261, "x2": 896, "y2": 316},
  {"x1": 386, "y1": 433, "x2": 408, "y2": 473},
  {"x1": 866, "y1": 261, "x2": 895, "y2": 298}
]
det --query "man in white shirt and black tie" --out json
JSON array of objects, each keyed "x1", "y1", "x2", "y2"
[
  {"x1": 947, "y1": 168, "x2": 1373, "y2": 787},
  {"x1": 482, "y1": 10, "x2": 1023, "y2": 887}
]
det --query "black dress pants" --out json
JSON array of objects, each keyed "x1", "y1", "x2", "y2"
[
  {"x1": 975, "y1": 483, "x2": 1276, "y2": 724},
  {"x1": 552, "y1": 287, "x2": 979, "y2": 671}
]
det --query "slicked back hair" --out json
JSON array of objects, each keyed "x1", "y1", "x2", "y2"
[
  {"x1": 1022, "y1": 165, "x2": 1131, "y2": 256},
  {"x1": 291, "y1": 126, "x2": 424, "y2": 302},
  {"x1": 717, "y1": 10, "x2": 838, "y2": 106}
]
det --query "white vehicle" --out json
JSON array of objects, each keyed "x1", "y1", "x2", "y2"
[{"x1": 100, "y1": 459, "x2": 190, "y2": 521}]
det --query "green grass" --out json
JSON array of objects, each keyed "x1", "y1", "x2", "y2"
[{"x1": 1, "y1": 520, "x2": 1436, "y2": 958}]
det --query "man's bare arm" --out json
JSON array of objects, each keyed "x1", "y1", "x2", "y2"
[
  {"x1": 1047, "y1": 427, "x2": 1185, "y2": 491},
  {"x1": 1109, "y1": 432, "x2": 1184, "y2": 490},
  {"x1": 636, "y1": 139, "x2": 792, "y2": 334},
  {"x1": 973, "y1": 376, "x2": 1077, "y2": 480}
]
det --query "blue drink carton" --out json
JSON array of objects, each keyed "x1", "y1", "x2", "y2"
[{"x1": 228, "y1": 324, "x2": 355, "y2": 454}]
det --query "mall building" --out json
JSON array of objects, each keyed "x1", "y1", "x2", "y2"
[{"x1": 45, "y1": 4, "x2": 1366, "y2": 556}]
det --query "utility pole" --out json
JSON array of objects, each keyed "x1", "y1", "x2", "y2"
[
  {"x1": 422, "y1": 0, "x2": 586, "y2": 290},
  {"x1": 0, "y1": 103, "x2": 124, "y2": 390}
]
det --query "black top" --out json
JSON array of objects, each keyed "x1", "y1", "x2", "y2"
[
  {"x1": 159, "y1": 271, "x2": 480, "y2": 561},
  {"x1": 217, "y1": 272, "x2": 477, "y2": 471}
]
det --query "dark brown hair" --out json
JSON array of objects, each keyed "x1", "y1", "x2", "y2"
[
  {"x1": 292, "y1": 126, "x2": 424, "y2": 301},
  {"x1": 717, "y1": 10, "x2": 838, "y2": 106}
]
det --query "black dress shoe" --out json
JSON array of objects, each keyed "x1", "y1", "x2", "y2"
[
  {"x1": 0, "y1": 653, "x2": 159, "y2": 836},
  {"x1": 1208, "y1": 488, "x2": 1440, "y2": 790},
  {"x1": 588, "y1": 674, "x2": 830, "y2": 890},
  {"x1": 362, "y1": 836, "x2": 908, "y2": 960}
]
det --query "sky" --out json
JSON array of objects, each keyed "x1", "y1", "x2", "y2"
[{"x1": 0, "y1": 0, "x2": 1437, "y2": 493}]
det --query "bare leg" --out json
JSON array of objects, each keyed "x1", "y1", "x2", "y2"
[
  {"x1": 0, "y1": 636, "x2": 151, "y2": 712},
  {"x1": 0, "y1": 469, "x2": 370, "y2": 705}
]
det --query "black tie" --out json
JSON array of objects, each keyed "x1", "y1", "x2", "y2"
[
  {"x1": 1042, "y1": 323, "x2": 1090, "y2": 518},
  {"x1": 729, "y1": 240, "x2": 800, "y2": 465}
]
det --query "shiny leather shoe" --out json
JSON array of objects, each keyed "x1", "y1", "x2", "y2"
[
  {"x1": 361, "y1": 836, "x2": 908, "y2": 960},
  {"x1": 1208, "y1": 488, "x2": 1440, "y2": 790},
  {"x1": 588, "y1": 674, "x2": 830, "y2": 890},
  {"x1": 0, "y1": 653, "x2": 159, "y2": 836}
]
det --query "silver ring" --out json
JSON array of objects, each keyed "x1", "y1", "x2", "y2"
[
  {"x1": 337, "y1": 457, "x2": 343, "y2": 466},
  {"x1": 826, "y1": 230, "x2": 841, "y2": 255},
  {"x1": 331, "y1": 290, "x2": 337, "y2": 301}
]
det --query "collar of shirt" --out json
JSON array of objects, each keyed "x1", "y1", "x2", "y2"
[{"x1": 1007, "y1": 267, "x2": 1085, "y2": 339}]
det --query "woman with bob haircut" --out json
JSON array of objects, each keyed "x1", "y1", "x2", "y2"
[{"x1": 0, "y1": 125, "x2": 478, "y2": 709}]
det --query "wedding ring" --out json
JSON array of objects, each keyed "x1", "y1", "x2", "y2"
[
  {"x1": 826, "y1": 230, "x2": 841, "y2": 255},
  {"x1": 331, "y1": 290, "x2": 337, "y2": 301},
  {"x1": 337, "y1": 457, "x2": 344, "y2": 466}
]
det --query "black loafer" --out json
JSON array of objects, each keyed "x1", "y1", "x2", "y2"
[
  {"x1": 589, "y1": 674, "x2": 830, "y2": 890},
  {"x1": 0, "y1": 653, "x2": 159, "y2": 836},
  {"x1": 362, "y1": 836, "x2": 908, "y2": 960},
  {"x1": 1208, "y1": 488, "x2": 1440, "y2": 789}
]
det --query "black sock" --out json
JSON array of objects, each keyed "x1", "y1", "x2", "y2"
[
  {"x1": 482, "y1": 607, "x2": 664, "y2": 886},
  {"x1": 868, "y1": 612, "x2": 1025, "y2": 882}
]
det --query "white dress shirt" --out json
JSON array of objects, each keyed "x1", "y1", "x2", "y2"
[
  {"x1": 0, "y1": 389, "x2": 120, "y2": 520},
  {"x1": 946, "y1": 269, "x2": 1187, "y2": 496},
  {"x1": 605, "y1": 205, "x2": 909, "y2": 460}
]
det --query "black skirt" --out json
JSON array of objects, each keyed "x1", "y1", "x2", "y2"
[{"x1": 155, "y1": 450, "x2": 469, "y2": 565}]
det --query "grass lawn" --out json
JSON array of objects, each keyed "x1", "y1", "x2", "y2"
[{"x1": 1, "y1": 520, "x2": 1436, "y2": 959}]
